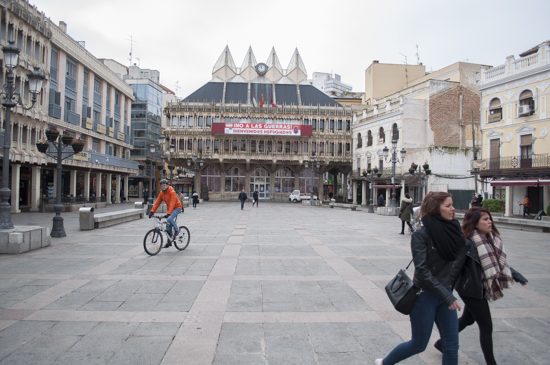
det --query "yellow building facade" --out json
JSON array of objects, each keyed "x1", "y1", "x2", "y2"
[{"x1": 477, "y1": 41, "x2": 550, "y2": 216}]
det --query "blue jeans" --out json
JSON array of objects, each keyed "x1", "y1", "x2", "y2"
[
  {"x1": 166, "y1": 208, "x2": 181, "y2": 236},
  {"x1": 383, "y1": 288, "x2": 458, "y2": 365}
]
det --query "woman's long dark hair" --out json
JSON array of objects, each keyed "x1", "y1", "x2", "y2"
[
  {"x1": 462, "y1": 207, "x2": 500, "y2": 238},
  {"x1": 420, "y1": 191, "x2": 452, "y2": 218}
]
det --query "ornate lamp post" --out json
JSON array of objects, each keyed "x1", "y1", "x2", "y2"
[
  {"x1": 1, "y1": 40, "x2": 46, "y2": 230},
  {"x1": 187, "y1": 155, "x2": 203, "y2": 194},
  {"x1": 408, "y1": 162, "x2": 431, "y2": 204},
  {"x1": 37, "y1": 127, "x2": 84, "y2": 237},
  {"x1": 382, "y1": 138, "x2": 406, "y2": 207},
  {"x1": 365, "y1": 166, "x2": 382, "y2": 213},
  {"x1": 304, "y1": 157, "x2": 320, "y2": 206}
]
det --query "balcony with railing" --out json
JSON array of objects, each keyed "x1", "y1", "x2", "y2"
[
  {"x1": 479, "y1": 41, "x2": 550, "y2": 85},
  {"x1": 477, "y1": 153, "x2": 550, "y2": 177}
]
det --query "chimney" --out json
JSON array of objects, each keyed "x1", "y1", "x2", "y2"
[{"x1": 59, "y1": 21, "x2": 67, "y2": 33}]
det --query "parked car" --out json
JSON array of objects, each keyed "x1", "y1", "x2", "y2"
[{"x1": 288, "y1": 190, "x2": 318, "y2": 203}]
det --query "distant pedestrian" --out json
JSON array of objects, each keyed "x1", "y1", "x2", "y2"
[
  {"x1": 520, "y1": 195, "x2": 531, "y2": 217},
  {"x1": 252, "y1": 190, "x2": 259, "y2": 207},
  {"x1": 471, "y1": 193, "x2": 480, "y2": 208},
  {"x1": 192, "y1": 191, "x2": 199, "y2": 208},
  {"x1": 399, "y1": 193, "x2": 414, "y2": 234},
  {"x1": 476, "y1": 194, "x2": 483, "y2": 207},
  {"x1": 238, "y1": 189, "x2": 248, "y2": 210},
  {"x1": 377, "y1": 194, "x2": 385, "y2": 207}
]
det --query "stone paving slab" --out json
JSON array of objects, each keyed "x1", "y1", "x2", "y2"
[{"x1": 1, "y1": 202, "x2": 549, "y2": 364}]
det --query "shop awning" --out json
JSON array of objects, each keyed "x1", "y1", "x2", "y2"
[{"x1": 490, "y1": 179, "x2": 550, "y2": 187}]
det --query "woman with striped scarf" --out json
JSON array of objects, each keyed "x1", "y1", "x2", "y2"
[{"x1": 434, "y1": 207, "x2": 528, "y2": 365}]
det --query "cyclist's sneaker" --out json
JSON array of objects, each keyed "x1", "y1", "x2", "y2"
[
  {"x1": 163, "y1": 242, "x2": 172, "y2": 248},
  {"x1": 173, "y1": 230, "x2": 180, "y2": 240}
]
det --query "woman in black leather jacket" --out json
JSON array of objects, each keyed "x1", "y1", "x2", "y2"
[
  {"x1": 434, "y1": 207, "x2": 528, "y2": 365},
  {"x1": 376, "y1": 192, "x2": 466, "y2": 365}
]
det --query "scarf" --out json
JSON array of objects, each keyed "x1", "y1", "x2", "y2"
[
  {"x1": 421, "y1": 215, "x2": 464, "y2": 261},
  {"x1": 471, "y1": 230, "x2": 514, "y2": 301}
]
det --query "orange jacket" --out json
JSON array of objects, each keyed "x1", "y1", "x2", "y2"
[{"x1": 151, "y1": 186, "x2": 182, "y2": 214}]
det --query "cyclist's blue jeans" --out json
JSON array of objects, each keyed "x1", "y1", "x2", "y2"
[
  {"x1": 166, "y1": 208, "x2": 181, "y2": 235},
  {"x1": 383, "y1": 288, "x2": 458, "y2": 365}
]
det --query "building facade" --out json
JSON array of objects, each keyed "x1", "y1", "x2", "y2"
[
  {"x1": 164, "y1": 46, "x2": 353, "y2": 201},
  {"x1": 0, "y1": 0, "x2": 137, "y2": 213},
  {"x1": 476, "y1": 41, "x2": 550, "y2": 216},
  {"x1": 102, "y1": 60, "x2": 174, "y2": 199},
  {"x1": 352, "y1": 61, "x2": 483, "y2": 210},
  {"x1": 311, "y1": 72, "x2": 352, "y2": 97}
]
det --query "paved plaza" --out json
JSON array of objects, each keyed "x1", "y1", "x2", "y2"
[{"x1": 1, "y1": 202, "x2": 549, "y2": 364}]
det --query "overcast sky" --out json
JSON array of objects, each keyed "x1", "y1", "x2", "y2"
[{"x1": 32, "y1": 0, "x2": 549, "y2": 98}]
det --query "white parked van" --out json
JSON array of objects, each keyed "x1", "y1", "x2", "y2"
[{"x1": 288, "y1": 190, "x2": 317, "y2": 202}]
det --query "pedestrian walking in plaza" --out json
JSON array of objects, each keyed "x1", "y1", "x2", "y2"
[
  {"x1": 470, "y1": 192, "x2": 480, "y2": 208},
  {"x1": 377, "y1": 193, "x2": 385, "y2": 207},
  {"x1": 192, "y1": 191, "x2": 199, "y2": 208},
  {"x1": 433, "y1": 207, "x2": 527, "y2": 365},
  {"x1": 376, "y1": 192, "x2": 466, "y2": 365},
  {"x1": 238, "y1": 189, "x2": 248, "y2": 210},
  {"x1": 252, "y1": 190, "x2": 259, "y2": 207},
  {"x1": 520, "y1": 195, "x2": 531, "y2": 217},
  {"x1": 399, "y1": 193, "x2": 414, "y2": 234}
]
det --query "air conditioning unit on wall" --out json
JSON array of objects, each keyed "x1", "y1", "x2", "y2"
[{"x1": 518, "y1": 104, "x2": 531, "y2": 116}]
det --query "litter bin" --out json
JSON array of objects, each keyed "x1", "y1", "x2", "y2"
[
  {"x1": 134, "y1": 202, "x2": 144, "y2": 209},
  {"x1": 79, "y1": 207, "x2": 95, "y2": 230},
  {"x1": 330, "y1": 199, "x2": 336, "y2": 208}
]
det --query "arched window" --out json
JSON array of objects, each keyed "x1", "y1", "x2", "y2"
[
  {"x1": 367, "y1": 130, "x2": 373, "y2": 146},
  {"x1": 274, "y1": 167, "x2": 294, "y2": 193},
  {"x1": 378, "y1": 127, "x2": 385, "y2": 143},
  {"x1": 488, "y1": 98, "x2": 502, "y2": 122},
  {"x1": 201, "y1": 165, "x2": 220, "y2": 192},
  {"x1": 357, "y1": 133, "x2": 362, "y2": 148},
  {"x1": 518, "y1": 90, "x2": 534, "y2": 116},
  {"x1": 392, "y1": 123, "x2": 399, "y2": 142},
  {"x1": 225, "y1": 166, "x2": 245, "y2": 192}
]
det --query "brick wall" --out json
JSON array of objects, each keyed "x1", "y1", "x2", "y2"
[{"x1": 429, "y1": 85, "x2": 480, "y2": 148}]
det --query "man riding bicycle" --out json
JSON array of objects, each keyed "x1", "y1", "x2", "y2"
[{"x1": 148, "y1": 179, "x2": 182, "y2": 246}]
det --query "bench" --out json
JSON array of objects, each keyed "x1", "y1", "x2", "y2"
[
  {"x1": 80, "y1": 207, "x2": 144, "y2": 230},
  {"x1": 330, "y1": 202, "x2": 359, "y2": 211}
]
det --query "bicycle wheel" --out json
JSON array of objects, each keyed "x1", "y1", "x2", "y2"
[
  {"x1": 143, "y1": 228, "x2": 163, "y2": 255},
  {"x1": 174, "y1": 225, "x2": 190, "y2": 251}
]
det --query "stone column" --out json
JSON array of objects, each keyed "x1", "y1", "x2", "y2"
[
  {"x1": 70, "y1": 170, "x2": 77, "y2": 198},
  {"x1": 115, "y1": 175, "x2": 121, "y2": 203},
  {"x1": 124, "y1": 176, "x2": 129, "y2": 202},
  {"x1": 84, "y1": 171, "x2": 90, "y2": 201},
  {"x1": 96, "y1": 172, "x2": 102, "y2": 201},
  {"x1": 10, "y1": 163, "x2": 21, "y2": 213},
  {"x1": 106, "y1": 173, "x2": 112, "y2": 204},
  {"x1": 505, "y1": 186, "x2": 513, "y2": 217},
  {"x1": 352, "y1": 180, "x2": 357, "y2": 204},
  {"x1": 30, "y1": 165, "x2": 41, "y2": 212}
]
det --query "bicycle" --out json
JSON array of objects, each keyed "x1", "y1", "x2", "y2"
[{"x1": 143, "y1": 214, "x2": 190, "y2": 256}]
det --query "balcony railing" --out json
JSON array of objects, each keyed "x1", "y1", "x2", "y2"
[{"x1": 478, "y1": 154, "x2": 550, "y2": 171}]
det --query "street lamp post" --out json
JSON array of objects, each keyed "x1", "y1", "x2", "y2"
[
  {"x1": 187, "y1": 155, "x2": 203, "y2": 194},
  {"x1": 365, "y1": 167, "x2": 382, "y2": 213},
  {"x1": 37, "y1": 128, "x2": 84, "y2": 237},
  {"x1": 304, "y1": 157, "x2": 320, "y2": 206},
  {"x1": 408, "y1": 162, "x2": 431, "y2": 204},
  {"x1": 1, "y1": 40, "x2": 46, "y2": 230},
  {"x1": 382, "y1": 139, "x2": 406, "y2": 207}
]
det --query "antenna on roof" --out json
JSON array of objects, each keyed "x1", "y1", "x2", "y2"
[
  {"x1": 399, "y1": 52, "x2": 409, "y2": 88},
  {"x1": 128, "y1": 35, "x2": 134, "y2": 66},
  {"x1": 416, "y1": 44, "x2": 421, "y2": 65}
]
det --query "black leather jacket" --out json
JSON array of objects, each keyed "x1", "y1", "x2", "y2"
[
  {"x1": 455, "y1": 238, "x2": 526, "y2": 300},
  {"x1": 454, "y1": 239, "x2": 484, "y2": 299},
  {"x1": 411, "y1": 227, "x2": 466, "y2": 305}
]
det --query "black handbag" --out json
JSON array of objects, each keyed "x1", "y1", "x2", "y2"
[{"x1": 385, "y1": 259, "x2": 421, "y2": 315}]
